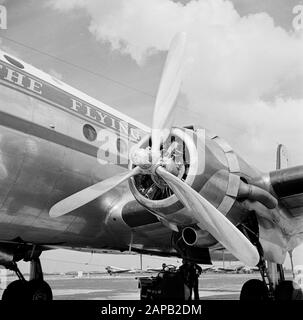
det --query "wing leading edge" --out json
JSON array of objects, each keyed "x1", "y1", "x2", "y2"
[{"x1": 270, "y1": 165, "x2": 303, "y2": 217}]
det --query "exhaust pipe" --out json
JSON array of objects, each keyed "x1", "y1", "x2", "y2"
[
  {"x1": 237, "y1": 181, "x2": 278, "y2": 209},
  {"x1": 182, "y1": 226, "x2": 216, "y2": 247}
]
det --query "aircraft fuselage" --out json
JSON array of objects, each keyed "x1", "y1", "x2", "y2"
[{"x1": 0, "y1": 52, "x2": 160, "y2": 253}]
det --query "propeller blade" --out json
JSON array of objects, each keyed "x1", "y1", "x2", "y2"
[
  {"x1": 156, "y1": 166, "x2": 260, "y2": 266},
  {"x1": 50, "y1": 166, "x2": 141, "y2": 218},
  {"x1": 151, "y1": 32, "x2": 187, "y2": 160}
]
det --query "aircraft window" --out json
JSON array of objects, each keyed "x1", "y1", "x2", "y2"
[
  {"x1": 4, "y1": 55, "x2": 24, "y2": 69},
  {"x1": 83, "y1": 124, "x2": 97, "y2": 142}
]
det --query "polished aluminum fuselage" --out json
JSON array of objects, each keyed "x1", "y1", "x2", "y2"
[{"x1": 0, "y1": 53, "x2": 174, "y2": 254}]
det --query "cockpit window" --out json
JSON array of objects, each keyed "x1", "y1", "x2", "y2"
[{"x1": 4, "y1": 55, "x2": 24, "y2": 69}]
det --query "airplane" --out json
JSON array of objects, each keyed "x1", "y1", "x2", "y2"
[
  {"x1": 105, "y1": 265, "x2": 164, "y2": 275},
  {"x1": 209, "y1": 265, "x2": 258, "y2": 274},
  {"x1": 105, "y1": 266, "x2": 132, "y2": 275},
  {"x1": 215, "y1": 266, "x2": 244, "y2": 273},
  {"x1": 0, "y1": 32, "x2": 302, "y2": 301},
  {"x1": 206, "y1": 266, "x2": 230, "y2": 273}
]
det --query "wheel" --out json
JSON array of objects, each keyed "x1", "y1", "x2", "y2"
[
  {"x1": 2, "y1": 280, "x2": 29, "y2": 301},
  {"x1": 275, "y1": 280, "x2": 303, "y2": 300},
  {"x1": 27, "y1": 280, "x2": 53, "y2": 300},
  {"x1": 240, "y1": 279, "x2": 269, "y2": 300}
]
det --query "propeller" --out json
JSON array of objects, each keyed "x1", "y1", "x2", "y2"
[
  {"x1": 49, "y1": 32, "x2": 260, "y2": 267},
  {"x1": 156, "y1": 166, "x2": 260, "y2": 267},
  {"x1": 49, "y1": 167, "x2": 142, "y2": 218},
  {"x1": 151, "y1": 32, "x2": 187, "y2": 162}
]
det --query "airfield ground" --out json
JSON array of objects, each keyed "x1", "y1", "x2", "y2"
[{"x1": 0, "y1": 273, "x2": 267, "y2": 300}]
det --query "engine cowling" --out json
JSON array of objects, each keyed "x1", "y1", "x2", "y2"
[{"x1": 128, "y1": 126, "x2": 243, "y2": 232}]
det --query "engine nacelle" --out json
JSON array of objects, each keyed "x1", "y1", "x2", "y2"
[{"x1": 128, "y1": 126, "x2": 244, "y2": 228}]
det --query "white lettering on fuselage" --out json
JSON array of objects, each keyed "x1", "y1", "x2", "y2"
[
  {"x1": 28, "y1": 78, "x2": 43, "y2": 94},
  {"x1": 0, "y1": 64, "x2": 42, "y2": 95},
  {"x1": 95, "y1": 110, "x2": 108, "y2": 125},
  {"x1": 4, "y1": 68, "x2": 25, "y2": 87},
  {"x1": 69, "y1": 97, "x2": 141, "y2": 142},
  {"x1": 71, "y1": 98, "x2": 81, "y2": 112}
]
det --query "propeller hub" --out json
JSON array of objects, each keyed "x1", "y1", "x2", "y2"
[
  {"x1": 132, "y1": 145, "x2": 184, "y2": 189},
  {"x1": 131, "y1": 147, "x2": 152, "y2": 169},
  {"x1": 149, "y1": 157, "x2": 184, "y2": 189}
]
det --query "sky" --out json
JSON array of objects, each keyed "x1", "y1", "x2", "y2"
[{"x1": 0, "y1": 0, "x2": 302, "y2": 272}]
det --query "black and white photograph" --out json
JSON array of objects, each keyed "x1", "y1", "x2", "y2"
[{"x1": 0, "y1": 0, "x2": 302, "y2": 308}]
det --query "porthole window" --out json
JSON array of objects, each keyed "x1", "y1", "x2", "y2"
[
  {"x1": 83, "y1": 124, "x2": 97, "y2": 142},
  {"x1": 4, "y1": 55, "x2": 24, "y2": 69}
]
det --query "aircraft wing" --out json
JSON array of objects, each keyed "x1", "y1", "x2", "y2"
[{"x1": 270, "y1": 165, "x2": 303, "y2": 218}]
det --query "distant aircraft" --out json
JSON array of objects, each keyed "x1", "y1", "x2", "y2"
[
  {"x1": 0, "y1": 32, "x2": 302, "y2": 300},
  {"x1": 215, "y1": 265, "x2": 259, "y2": 274},
  {"x1": 105, "y1": 266, "x2": 132, "y2": 275},
  {"x1": 217, "y1": 265, "x2": 244, "y2": 273},
  {"x1": 147, "y1": 264, "x2": 178, "y2": 273},
  {"x1": 204, "y1": 264, "x2": 258, "y2": 274},
  {"x1": 105, "y1": 265, "x2": 163, "y2": 275}
]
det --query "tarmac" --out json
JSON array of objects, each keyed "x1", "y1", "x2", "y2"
[{"x1": 0, "y1": 272, "x2": 261, "y2": 300}]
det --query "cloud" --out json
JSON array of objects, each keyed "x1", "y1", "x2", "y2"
[
  {"x1": 48, "y1": 0, "x2": 303, "y2": 170},
  {"x1": 0, "y1": 38, "x2": 20, "y2": 57}
]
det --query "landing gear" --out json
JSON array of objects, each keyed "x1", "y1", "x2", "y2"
[
  {"x1": 240, "y1": 263, "x2": 303, "y2": 300},
  {"x1": 238, "y1": 221, "x2": 303, "y2": 300},
  {"x1": 2, "y1": 258, "x2": 53, "y2": 301},
  {"x1": 27, "y1": 258, "x2": 53, "y2": 300},
  {"x1": 275, "y1": 280, "x2": 303, "y2": 300},
  {"x1": 240, "y1": 279, "x2": 269, "y2": 301},
  {"x1": 27, "y1": 279, "x2": 53, "y2": 300},
  {"x1": 2, "y1": 279, "x2": 28, "y2": 300},
  {"x1": 239, "y1": 259, "x2": 303, "y2": 300}
]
